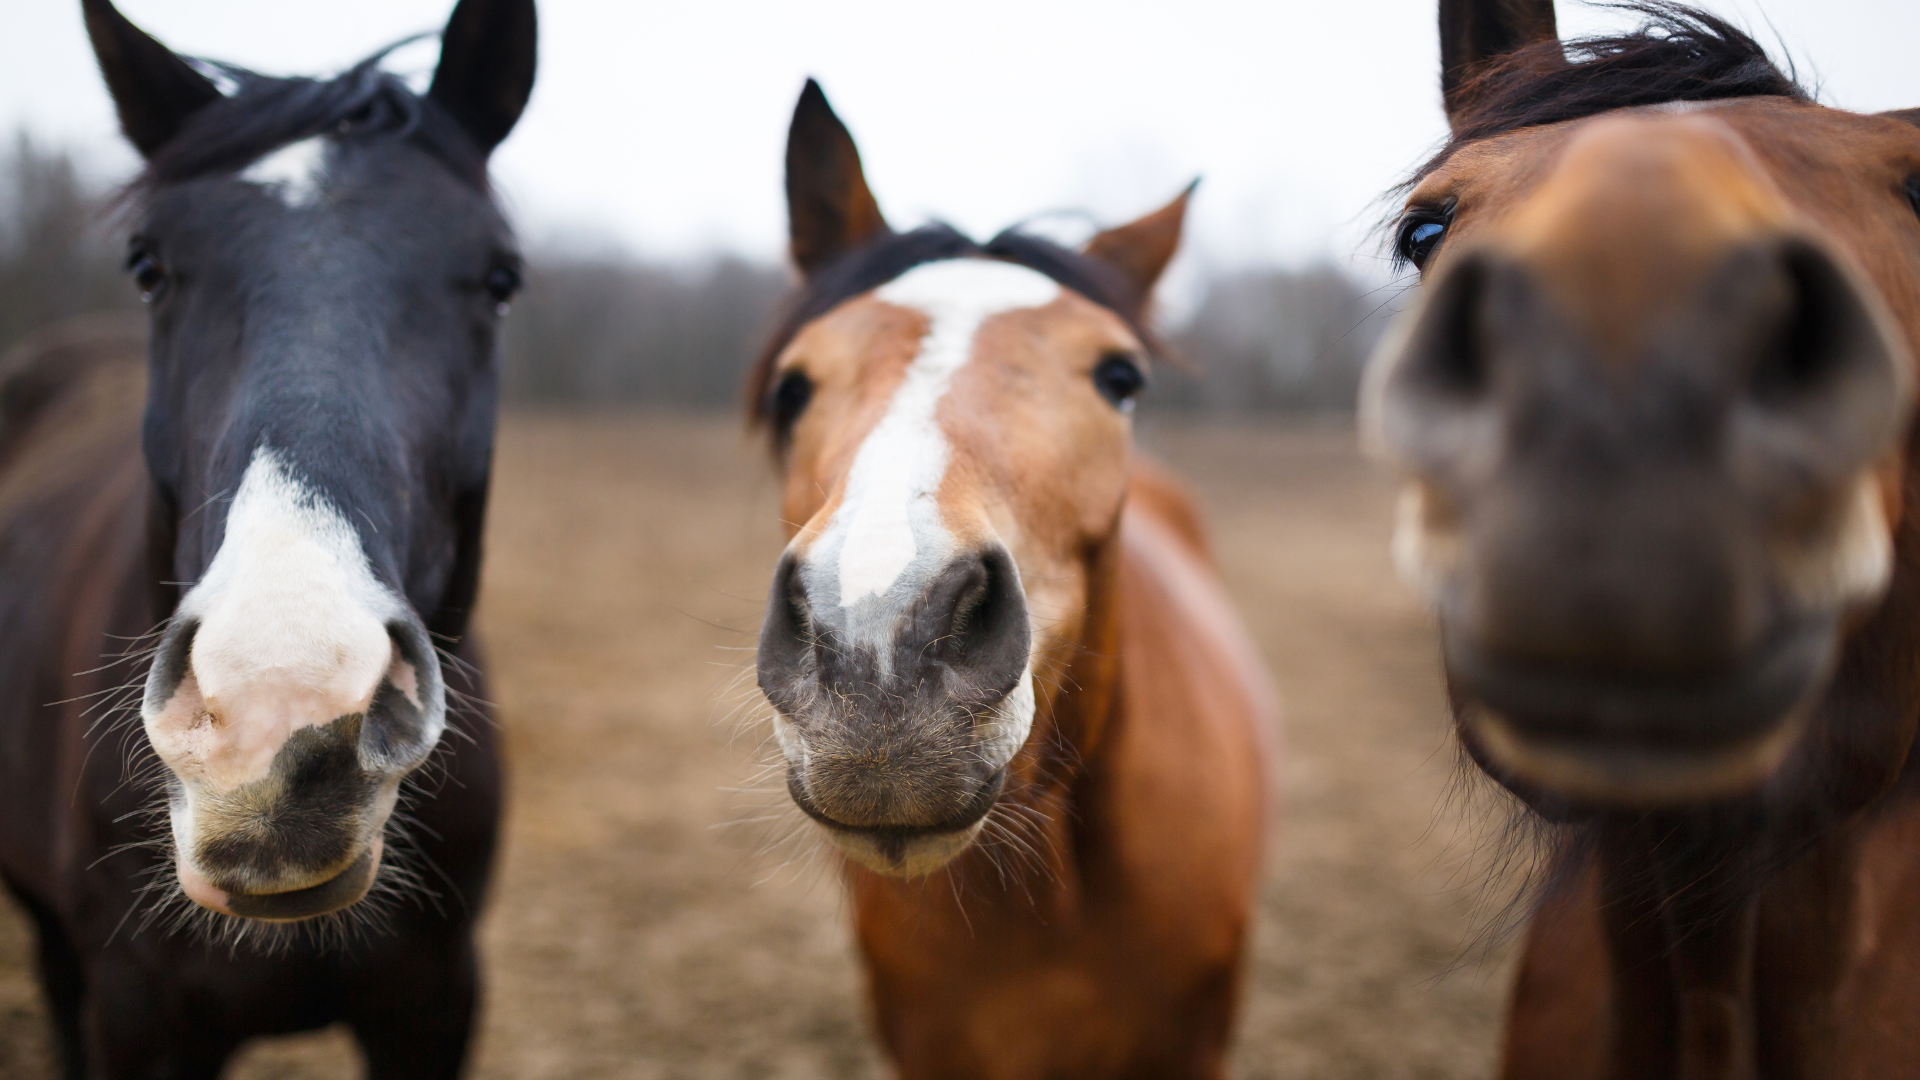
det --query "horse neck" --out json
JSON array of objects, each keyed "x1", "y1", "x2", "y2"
[
  {"x1": 1588, "y1": 810, "x2": 1870, "y2": 1078},
  {"x1": 1014, "y1": 510, "x2": 1126, "y2": 782}
]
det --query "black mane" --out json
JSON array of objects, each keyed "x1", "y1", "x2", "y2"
[
  {"x1": 747, "y1": 224, "x2": 1157, "y2": 426},
  {"x1": 135, "y1": 45, "x2": 487, "y2": 195},
  {"x1": 1416, "y1": 2, "x2": 1807, "y2": 184}
]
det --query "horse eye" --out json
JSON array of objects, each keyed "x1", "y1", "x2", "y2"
[
  {"x1": 339, "y1": 102, "x2": 378, "y2": 131},
  {"x1": 1092, "y1": 352, "x2": 1147, "y2": 412},
  {"x1": 484, "y1": 264, "x2": 522, "y2": 313},
  {"x1": 1398, "y1": 213, "x2": 1450, "y2": 271},
  {"x1": 125, "y1": 249, "x2": 166, "y2": 302},
  {"x1": 1906, "y1": 177, "x2": 1920, "y2": 221},
  {"x1": 770, "y1": 369, "x2": 813, "y2": 432}
]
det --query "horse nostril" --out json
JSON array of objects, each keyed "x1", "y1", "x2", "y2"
[
  {"x1": 1743, "y1": 240, "x2": 1896, "y2": 406},
  {"x1": 145, "y1": 615, "x2": 200, "y2": 713},
  {"x1": 359, "y1": 618, "x2": 446, "y2": 771},
  {"x1": 925, "y1": 548, "x2": 1030, "y2": 691},
  {"x1": 757, "y1": 553, "x2": 821, "y2": 710},
  {"x1": 1718, "y1": 237, "x2": 1910, "y2": 483},
  {"x1": 1403, "y1": 255, "x2": 1497, "y2": 402},
  {"x1": 1368, "y1": 253, "x2": 1507, "y2": 475}
]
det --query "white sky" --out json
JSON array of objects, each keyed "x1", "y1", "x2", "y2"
[{"x1": 4, "y1": 0, "x2": 1917, "y2": 282}]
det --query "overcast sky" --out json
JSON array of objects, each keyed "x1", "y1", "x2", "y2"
[{"x1": 4, "y1": 0, "x2": 1917, "y2": 279}]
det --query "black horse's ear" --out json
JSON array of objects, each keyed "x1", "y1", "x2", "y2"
[
  {"x1": 786, "y1": 79, "x2": 890, "y2": 277},
  {"x1": 81, "y1": 0, "x2": 221, "y2": 159},
  {"x1": 429, "y1": 0, "x2": 537, "y2": 154},
  {"x1": 1083, "y1": 180, "x2": 1196, "y2": 308},
  {"x1": 1440, "y1": 0, "x2": 1559, "y2": 127}
]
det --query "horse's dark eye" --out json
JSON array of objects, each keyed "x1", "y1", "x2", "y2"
[
  {"x1": 770, "y1": 369, "x2": 813, "y2": 432},
  {"x1": 339, "y1": 102, "x2": 378, "y2": 131},
  {"x1": 484, "y1": 264, "x2": 522, "y2": 312},
  {"x1": 125, "y1": 249, "x2": 166, "y2": 302},
  {"x1": 1398, "y1": 212, "x2": 1450, "y2": 271},
  {"x1": 1905, "y1": 177, "x2": 1920, "y2": 221},
  {"x1": 1092, "y1": 352, "x2": 1147, "y2": 411}
]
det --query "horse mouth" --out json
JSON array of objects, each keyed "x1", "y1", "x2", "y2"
[
  {"x1": 786, "y1": 767, "x2": 1005, "y2": 877},
  {"x1": 177, "y1": 842, "x2": 382, "y2": 922},
  {"x1": 1447, "y1": 619, "x2": 1836, "y2": 806}
]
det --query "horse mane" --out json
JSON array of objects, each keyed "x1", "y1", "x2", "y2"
[
  {"x1": 745, "y1": 224, "x2": 1161, "y2": 428},
  {"x1": 131, "y1": 42, "x2": 487, "y2": 197},
  {"x1": 1415, "y1": 2, "x2": 1807, "y2": 186}
]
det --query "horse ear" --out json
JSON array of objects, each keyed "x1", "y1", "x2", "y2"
[
  {"x1": 1440, "y1": 0, "x2": 1559, "y2": 127},
  {"x1": 786, "y1": 79, "x2": 891, "y2": 277},
  {"x1": 1082, "y1": 180, "x2": 1196, "y2": 302},
  {"x1": 429, "y1": 0, "x2": 537, "y2": 155},
  {"x1": 81, "y1": 0, "x2": 221, "y2": 159}
]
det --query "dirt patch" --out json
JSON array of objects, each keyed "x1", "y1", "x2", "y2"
[{"x1": 0, "y1": 413, "x2": 1523, "y2": 1078}]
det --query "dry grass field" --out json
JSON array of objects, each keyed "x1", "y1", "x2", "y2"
[{"x1": 0, "y1": 413, "x2": 1527, "y2": 1079}]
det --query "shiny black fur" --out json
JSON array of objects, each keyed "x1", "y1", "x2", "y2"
[{"x1": 0, "y1": 1, "x2": 535, "y2": 1076}]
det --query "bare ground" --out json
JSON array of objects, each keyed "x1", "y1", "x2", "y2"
[{"x1": 0, "y1": 414, "x2": 1524, "y2": 1078}]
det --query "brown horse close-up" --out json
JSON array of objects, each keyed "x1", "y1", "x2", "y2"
[
  {"x1": 1366, "y1": 1, "x2": 1920, "y2": 1076},
  {"x1": 745, "y1": 81, "x2": 1277, "y2": 1079}
]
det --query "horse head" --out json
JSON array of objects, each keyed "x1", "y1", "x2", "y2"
[
  {"x1": 1363, "y1": 1, "x2": 1920, "y2": 814},
  {"x1": 84, "y1": 0, "x2": 535, "y2": 920},
  {"x1": 751, "y1": 81, "x2": 1191, "y2": 876}
]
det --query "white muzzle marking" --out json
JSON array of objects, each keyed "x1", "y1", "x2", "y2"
[{"x1": 143, "y1": 447, "x2": 413, "y2": 793}]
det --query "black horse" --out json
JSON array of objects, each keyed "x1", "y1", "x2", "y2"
[{"x1": 0, "y1": 0, "x2": 534, "y2": 1074}]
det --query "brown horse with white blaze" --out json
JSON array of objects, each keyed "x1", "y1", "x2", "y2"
[
  {"x1": 1365, "y1": 2, "x2": 1920, "y2": 1077},
  {"x1": 748, "y1": 81, "x2": 1276, "y2": 1078}
]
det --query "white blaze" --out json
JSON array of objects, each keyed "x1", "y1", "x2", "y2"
[
  {"x1": 242, "y1": 137, "x2": 328, "y2": 209},
  {"x1": 827, "y1": 259, "x2": 1060, "y2": 607},
  {"x1": 146, "y1": 447, "x2": 409, "y2": 788}
]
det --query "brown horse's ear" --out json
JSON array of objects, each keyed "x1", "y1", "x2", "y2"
[
  {"x1": 1440, "y1": 0, "x2": 1559, "y2": 127},
  {"x1": 1083, "y1": 180, "x2": 1196, "y2": 303},
  {"x1": 81, "y1": 0, "x2": 221, "y2": 159},
  {"x1": 786, "y1": 79, "x2": 891, "y2": 277},
  {"x1": 429, "y1": 0, "x2": 538, "y2": 155}
]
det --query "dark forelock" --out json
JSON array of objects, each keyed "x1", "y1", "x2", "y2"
[
  {"x1": 133, "y1": 47, "x2": 488, "y2": 198},
  {"x1": 1414, "y1": 2, "x2": 1806, "y2": 186},
  {"x1": 745, "y1": 224, "x2": 1159, "y2": 427}
]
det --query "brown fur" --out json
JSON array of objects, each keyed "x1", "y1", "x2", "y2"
[
  {"x1": 843, "y1": 481, "x2": 1275, "y2": 1079},
  {"x1": 1375, "y1": 4, "x2": 1920, "y2": 1077},
  {"x1": 758, "y1": 82, "x2": 1274, "y2": 1076}
]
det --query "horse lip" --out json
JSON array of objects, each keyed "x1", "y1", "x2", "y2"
[
  {"x1": 1462, "y1": 704, "x2": 1811, "y2": 808},
  {"x1": 785, "y1": 766, "x2": 1006, "y2": 838},
  {"x1": 188, "y1": 845, "x2": 381, "y2": 923},
  {"x1": 1446, "y1": 617, "x2": 1836, "y2": 806},
  {"x1": 1442, "y1": 616, "x2": 1836, "y2": 752}
]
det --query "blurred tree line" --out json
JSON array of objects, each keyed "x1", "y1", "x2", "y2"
[
  {"x1": 0, "y1": 134, "x2": 1391, "y2": 412},
  {"x1": 0, "y1": 132, "x2": 139, "y2": 349}
]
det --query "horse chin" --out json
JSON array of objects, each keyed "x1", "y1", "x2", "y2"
[
  {"x1": 786, "y1": 765, "x2": 1005, "y2": 878},
  {"x1": 1446, "y1": 618, "x2": 1836, "y2": 809},
  {"x1": 822, "y1": 820, "x2": 988, "y2": 879},
  {"x1": 176, "y1": 838, "x2": 383, "y2": 922}
]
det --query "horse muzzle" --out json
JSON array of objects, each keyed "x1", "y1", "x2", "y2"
[{"x1": 758, "y1": 544, "x2": 1037, "y2": 876}]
